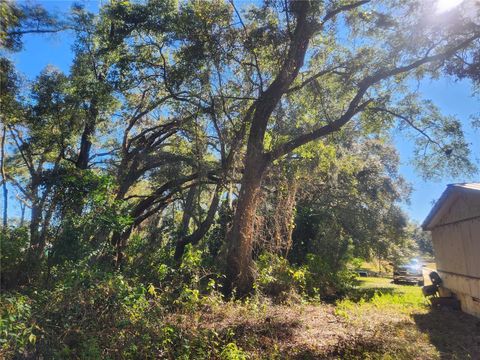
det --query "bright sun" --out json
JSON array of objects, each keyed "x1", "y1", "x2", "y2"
[{"x1": 436, "y1": 0, "x2": 464, "y2": 13}]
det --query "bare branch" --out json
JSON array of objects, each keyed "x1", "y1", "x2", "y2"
[{"x1": 371, "y1": 107, "x2": 444, "y2": 150}]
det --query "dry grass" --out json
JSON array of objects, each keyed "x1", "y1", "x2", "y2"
[{"x1": 171, "y1": 277, "x2": 480, "y2": 359}]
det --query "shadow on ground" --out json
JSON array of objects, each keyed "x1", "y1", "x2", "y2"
[
  {"x1": 291, "y1": 311, "x2": 480, "y2": 360},
  {"x1": 228, "y1": 317, "x2": 301, "y2": 352},
  {"x1": 413, "y1": 308, "x2": 480, "y2": 359}
]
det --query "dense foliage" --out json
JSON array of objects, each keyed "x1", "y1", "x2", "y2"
[{"x1": 1, "y1": 0, "x2": 478, "y2": 357}]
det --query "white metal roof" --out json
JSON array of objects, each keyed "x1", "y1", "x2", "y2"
[{"x1": 454, "y1": 183, "x2": 480, "y2": 191}]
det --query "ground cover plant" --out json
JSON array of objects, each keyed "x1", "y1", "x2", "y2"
[{"x1": 3, "y1": 274, "x2": 480, "y2": 359}]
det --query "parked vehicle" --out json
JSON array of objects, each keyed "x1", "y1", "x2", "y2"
[{"x1": 393, "y1": 261, "x2": 424, "y2": 285}]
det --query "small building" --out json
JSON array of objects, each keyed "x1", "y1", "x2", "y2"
[{"x1": 422, "y1": 183, "x2": 480, "y2": 317}]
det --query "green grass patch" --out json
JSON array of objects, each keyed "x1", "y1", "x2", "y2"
[
  {"x1": 331, "y1": 277, "x2": 480, "y2": 360},
  {"x1": 335, "y1": 277, "x2": 427, "y2": 319}
]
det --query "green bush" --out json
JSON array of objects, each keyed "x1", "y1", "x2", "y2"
[
  {"x1": 255, "y1": 252, "x2": 357, "y2": 301},
  {"x1": 221, "y1": 342, "x2": 248, "y2": 360},
  {"x1": 126, "y1": 240, "x2": 224, "y2": 311},
  {"x1": 255, "y1": 253, "x2": 307, "y2": 301},
  {"x1": 305, "y1": 253, "x2": 358, "y2": 298},
  {"x1": 6, "y1": 261, "x2": 233, "y2": 359},
  {"x1": 0, "y1": 293, "x2": 37, "y2": 357},
  {"x1": 50, "y1": 171, "x2": 133, "y2": 266},
  {"x1": 24, "y1": 265, "x2": 155, "y2": 358},
  {"x1": 0, "y1": 226, "x2": 29, "y2": 287}
]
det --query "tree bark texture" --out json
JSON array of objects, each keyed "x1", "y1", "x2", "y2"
[
  {"x1": 1, "y1": 126, "x2": 7, "y2": 232},
  {"x1": 225, "y1": 0, "x2": 312, "y2": 296},
  {"x1": 225, "y1": 154, "x2": 267, "y2": 296},
  {"x1": 174, "y1": 184, "x2": 222, "y2": 261}
]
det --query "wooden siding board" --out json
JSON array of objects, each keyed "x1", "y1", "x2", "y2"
[
  {"x1": 437, "y1": 270, "x2": 480, "y2": 317},
  {"x1": 428, "y1": 184, "x2": 480, "y2": 317},
  {"x1": 435, "y1": 224, "x2": 467, "y2": 275},
  {"x1": 466, "y1": 218, "x2": 480, "y2": 278},
  {"x1": 460, "y1": 221, "x2": 473, "y2": 277},
  {"x1": 436, "y1": 193, "x2": 480, "y2": 226}
]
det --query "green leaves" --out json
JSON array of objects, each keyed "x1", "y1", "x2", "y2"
[
  {"x1": 289, "y1": 135, "x2": 410, "y2": 280},
  {"x1": 391, "y1": 94, "x2": 477, "y2": 179},
  {"x1": 0, "y1": 294, "x2": 38, "y2": 355}
]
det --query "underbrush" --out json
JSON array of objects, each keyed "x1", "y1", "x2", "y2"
[
  {"x1": 0, "y1": 293, "x2": 38, "y2": 356},
  {"x1": 332, "y1": 277, "x2": 439, "y2": 359},
  {"x1": 255, "y1": 252, "x2": 358, "y2": 302},
  {"x1": 0, "y1": 259, "x2": 248, "y2": 359},
  {"x1": 3, "y1": 259, "x2": 476, "y2": 360},
  {"x1": 3, "y1": 275, "x2": 479, "y2": 359}
]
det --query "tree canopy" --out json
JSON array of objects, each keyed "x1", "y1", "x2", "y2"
[{"x1": 1, "y1": 0, "x2": 478, "y2": 293}]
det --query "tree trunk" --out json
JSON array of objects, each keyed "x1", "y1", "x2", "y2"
[
  {"x1": 76, "y1": 99, "x2": 98, "y2": 170},
  {"x1": 173, "y1": 185, "x2": 197, "y2": 260},
  {"x1": 20, "y1": 202, "x2": 26, "y2": 227},
  {"x1": 174, "y1": 185, "x2": 222, "y2": 262},
  {"x1": 29, "y1": 201, "x2": 41, "y2": 249},
  {"x1": 1, "y1": 126, "x2": 7, "y2": 233},
  {"x1": 180, "y1": 185, "x2": 197, "y2": 236},
  {"x1": 26, "y1": 199, "x2": 44, "y2": 275},
  {"x1": 225, "y1": 154, "x2": 267, "y2": 296},
  {"x1": 69, "y1": 99, "x2": 98, "y2": 218},
  {"x1": 223, "y1": 1, "x2": 312, "y2": 296}
]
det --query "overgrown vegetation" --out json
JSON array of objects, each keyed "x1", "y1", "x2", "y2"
[{"x1": 1, "y1": 0, "x2": 479, "y2": 358}]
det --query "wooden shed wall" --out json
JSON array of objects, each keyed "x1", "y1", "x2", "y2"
[
  {"x1": 437, "y1": 271, "x2": 480, "y2": 317},
  {"x1": 437, "y1": 193, "x2": 480, "y2": 226},
  {"x1": 432, "y1": 206, "x2": 480, "y2": 278},
  {"x1": 431, "y1": 195, "x2": 480, "y2": 317}
]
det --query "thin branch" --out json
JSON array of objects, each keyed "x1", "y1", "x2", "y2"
[
  {"x1": 321, "y1": 1, "x2": 371, "y2": 26},
  {"x1": 8, "y1": 126, "x2": 35, "y2": 175},
  {"x1": 7, "y1": 26, "x2": 72, "y2": 36},
  {"x1": 371, "y1": 107, "x2": 444, "y2": 150},
  {"x1": 228, "y1": 0, "x2": 264, "y2": 92},
  {"x1": 286, "y1": 65, "x2": 344, "y2": 94},
  {"x1": 267, "y1": 31, "x2": 480, "y2": 161},
  {"x1": 5, "y1": 175, "x2": 31, "y2": 200},
  {"x1": 266, "y1": 95, "x2": 372, "y2": 161},
  {"x1": 89, "y1": 148, "x2": 120, "y2": 161}
]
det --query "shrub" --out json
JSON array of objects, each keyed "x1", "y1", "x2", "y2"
[
  {"x1": 9, "y1": 260, "x2": 234, "y2": 359},
  {"x1": 0, "y1": 293, "x2": 37, "y2": 357},
  {"x1": 255, "y1": 253, "x2": 306, "y2": 301},
  {"x1": 25, "y1": 265, "x2": 157, "y2": 358},
  {"x1": 255, "y1": 252, "x2": 357, "y2": 301},
  {"x1": 221, "y1": 342, "x2": 248, "y2": 360},
  {"x1": 305, "y1": 253, "x2": 358, "y2": 298},
  {"x1": 126, "y1": 240, "x2": 224, "y2": 312},
  {"x1": 0, "y1": 227, "x2": 29, "y2": 287}
]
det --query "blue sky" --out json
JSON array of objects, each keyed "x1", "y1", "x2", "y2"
[
  {"x1": 6, "y1": 0, "x2": 480, "y2": 224},
  {"x1": 396, "y1": 78, "x2": 479, "y2": 223}
]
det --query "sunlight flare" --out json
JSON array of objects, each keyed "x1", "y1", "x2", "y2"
[{"x1": 436, "y1": 0, "x2": 464, "y2": 13}]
